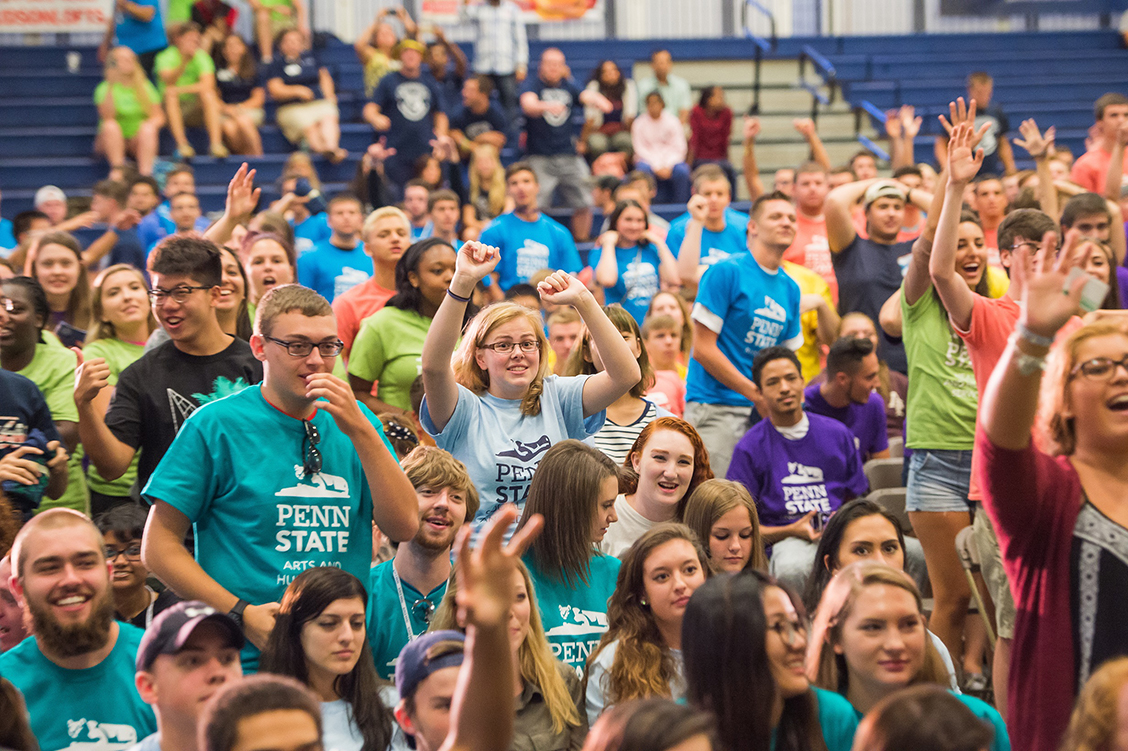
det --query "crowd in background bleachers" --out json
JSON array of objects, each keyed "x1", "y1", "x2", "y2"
[{"x1": 4, "y1": 4, "x2": 1128, "y2": 751}]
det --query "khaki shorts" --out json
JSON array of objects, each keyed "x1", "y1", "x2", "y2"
[
  {"x1": 223, "y1": 106, "x2": 265, "y2": 127},
  {"x1": 276, "y1": 99, "x2": 337, "y2": 144},
  {"x1": 972, "y1": 504, "x2": 1016, "y2": 640}
]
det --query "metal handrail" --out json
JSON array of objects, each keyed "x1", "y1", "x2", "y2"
[{"x1": 741, "y1": 0, "x2": 778, "y2": 115}]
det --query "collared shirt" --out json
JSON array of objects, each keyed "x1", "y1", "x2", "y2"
[
  {"x1": 513, "y1": 662, "x2": 588, "y2": 751},
  {"x1": 465, "y1": 0, "x2": 529, "y2": 75}
]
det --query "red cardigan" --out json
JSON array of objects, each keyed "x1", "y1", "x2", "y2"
[
  {"x1": 978, "y1": 430, "x2": 1082, "y2": 751},
  {"x1": 688, "y1": 105, "x2": 732, "y2": 162}
]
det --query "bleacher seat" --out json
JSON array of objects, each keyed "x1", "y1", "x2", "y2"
[{"x1": 864, "y1": 457, "x2": 904, "y2": 492}]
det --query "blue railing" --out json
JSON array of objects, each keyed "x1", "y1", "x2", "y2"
[{"x1": 742, "y1": 0, "x2": 778, "y2": 114}]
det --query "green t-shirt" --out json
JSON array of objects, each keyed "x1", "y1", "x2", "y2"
[
  {"x1": 348, "y1": 306, "x2": 430, "y2": 412},
  {"x1": 259, "y1": 0, "x2": 298, "y2": 23},
  {"x1": 166, "y1": 0, "x2": 194, "y2": 22},
  {"x1": 367, "y1": 559, "x2": 448, "y2": 679},
  {"x1": 84, "y1": 338, "x2": 146, "y2": 497},
  {"x1": 525, "y1": 552, "x2": 621, "y2": 677},
  {"x1": 901, "y1": 288, "x2": 977, "y2": 450},
  {"x1": 94, "y1": 79, "x2": 160, "y2": 139},
  {"x1": 17, "y1": 342, "x2": 87, "y2": 513},
  {"x1": 154, "y1": 45, "x2": 215, "y2": 97}
]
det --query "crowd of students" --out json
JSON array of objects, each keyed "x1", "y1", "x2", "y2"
[{"x1": 4, "y1": 4, "x2": 1128, "y2": 751}]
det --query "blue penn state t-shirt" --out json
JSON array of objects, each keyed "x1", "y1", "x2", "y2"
[
  {"x1": 588, "y1": 243, "x2": 661, "y2": 325},
  {"x1": 0, "y1": 624, "x2": 157, "y2": 751},
  {"x1": 372, "y1": 70, "x2": 443, "y2": 157},
  {"x1": 520, "y1": 75, "x2": 583, "y2": 156},
  {"x1": 667, "y1": 208, "x2": 749, "y2": 268},
  {"x1": 685, "y1": 253, "x2": 802, "y2": 407},
  {"x1": 293, "y1": 212, "x2": 332, "y2": 256},
  {"x1": 478, "y1": 212, "x2": 581, "y2": 291},
  {"x1": 115, "y1": 0, "x2": 165, "y2": 54},
  {"x1": 297, "y1": 239, "x2": 373, "y2": 302}
]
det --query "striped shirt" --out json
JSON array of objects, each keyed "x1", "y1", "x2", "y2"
[
  {"x1": 592, "y1": 400, "x2": 664, "y2": 465},
  {"x1": 465, "y1": 1, "x2": 529, "y2": 75}
]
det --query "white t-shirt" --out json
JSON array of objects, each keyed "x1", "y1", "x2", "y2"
[
  {"x1": 585, "y1": 639, "x2": 684, "y2": 727},
  {"x1": 599, "y1": 494, "x2": 661, "y2": 559}
]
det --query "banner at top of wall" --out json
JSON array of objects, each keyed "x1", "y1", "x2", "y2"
[
  {"x1": 940, "y1": 0, "x2": 1127, "y2": 14},
  {"x1": 421, "y1": 0, "x2": 602, "y2": 24},
  {"x1": 0, "y1": 0, "x2": 109, "y2": 33}
]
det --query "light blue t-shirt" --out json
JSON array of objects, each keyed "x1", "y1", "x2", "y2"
[
  {"x1": 478, "y1": 212, "x2": 582, "y2": 291},
  {"x1": 322, "y1": 699, "x2": 364, "y2": 751},
  {"x1": 586, "y1": 639, "x2": 682, "y2": 725},
  {"x1": 294, "y1": 213, "x2": 333, "y2": 255},
  {"x1": 685, "y1": 253, "x2": 802, "y2": 407},
  {"x1": 589, "y1": 243, "x2": 661, "y2": 325},
  {"x1": 0, "y1": 217, "x2": 16, "y2": 253},
  {"x1": 368, "y1": 559, "x2": 448, "y2": 679},
  {"x1": 115, "y1": 0, "x2": 166, "y2": 54},
  {"x1": 137, "y1": 203, "x2": 210, "y2": 255},
  {"x1": 1, "y1": 624, "x2": 157, "y2": 751},
  {"x1": 143, "y1": 385, "x2": 395, "y2": 669},
  {"x1": 297, "y1": 240, "x2": 374, "y2": 302},
  {"x1": 525, "y1": 552, "x2": 620, "y2": 676},
  {"x1": 420, "y1": 375, "x2": 604, "y2": 524},
  {"x1": 666, "y1": 207, "x2": 750, "y2": 268}
]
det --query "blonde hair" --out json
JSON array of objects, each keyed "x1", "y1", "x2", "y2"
[
  {"x1": 86, "y1": 264, "x2": 157, "y2": 344},
  {"x1": 430, "y1": 560, "x2": 582, "y2": 734},
  {"x1": 806, "y1": 562, "x2": 950, "y2": 692},
  {"x1": 105, "y1": 46, "x2": 152, "y2": 102},
  {"x1": 469, "y1": 143, "x2": 507, "y2": 218},
  {"x1": 1060, "y1": 657, "x2": 1128, "y2": 751},
  {"x1": 452, "y1": 302, "x2": 551, "y2": 416},
  {"x1": 362, "y1": 205, "x2": 411, "y2": 243},
  {"x1": 682, "y1": 479, "x2": 768, "y2": 573},
  {"x1": 254, "y1": 284, "x2": 332, "y2": 337},
  {"x1": 1038, "y1": 318, "x2": 1128, "y2": 456}
]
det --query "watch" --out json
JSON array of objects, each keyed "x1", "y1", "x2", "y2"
[{"x1": 228, "y1": 599, "x2": 249, "y2": 631}]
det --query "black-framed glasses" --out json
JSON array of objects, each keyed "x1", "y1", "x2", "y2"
[
  {"x1": 148, "y1": 285, "x2": 212, "y2": 304},
  {"x1": 1072, "y1": 355, "x2": 1128, "y2": 382},
  {"x1": 1007, "y1": 240, "x2": 1061, "y2": 254},
  {"x1": 478, "y1": 340, "x2": 538, "y2": 355},
  {"x1": 266, "y1": 336, "x2": 345, "y2": 358},
  {"x1": 412, "y1": 598, "x2": 435, "y2": 624},
  {"x1": 768, "y1": 619, "x2": 807, "y2": 647},
  {"x1": 104, "y1": 544, "x2": 142, "y2": 562},
  {"x1": 302, "y1": 419, "x2": 322, "y2": 476}
]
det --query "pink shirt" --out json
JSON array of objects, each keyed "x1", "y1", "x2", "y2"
[
  {"x1": 332, "y1": 279, "x2": 395, "y2": 357},
  {"x1": 1071, "y1": 146, "x2": 1128, "y2": 195},
  {"x1": 647, "y1": 369, "x2": 686, "y2": 418},
  {"x1": 631, "y1": 111, "x2": 687, "y2": 172}
]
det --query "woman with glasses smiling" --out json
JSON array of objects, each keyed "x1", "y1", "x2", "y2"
[
  {"x1": 420, "y1": 240, "x2": 641, "y2": 528},
  {"x1": 977, "y1": 227, "x2": 1128, "y2": 751},
  {"x1": 94, "y1": 503, "x2": 180, "y2": 628}
]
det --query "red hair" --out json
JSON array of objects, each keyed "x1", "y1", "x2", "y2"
[{"x1": 622, "y1": 417, "x2": 714, "y2": 517}]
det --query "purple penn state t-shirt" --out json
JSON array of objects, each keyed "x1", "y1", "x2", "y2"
[
  {"x1": 726, "y1": 413, "x2": 868, "y2": 528},
  {"x1": 803, "y1": 383, "x2": 889, "y2": 461}
]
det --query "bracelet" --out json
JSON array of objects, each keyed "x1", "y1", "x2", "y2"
[
  {"x1": 1015, "y1": 322, "x2": 1054, "y2": 348},
  {"x1": 446, "y1": 287, "x2": 471, "y2": 303}
]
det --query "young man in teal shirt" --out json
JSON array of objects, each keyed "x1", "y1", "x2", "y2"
[
  {"x1": 369, "y1": 445, "x2": 479, "y2": 679},
  {"x1": 2, "y1": 509, "x2": 157, "y2": 750},
  {"x1": 141, "y1": 284, "x2": 420, "y2": 669}
]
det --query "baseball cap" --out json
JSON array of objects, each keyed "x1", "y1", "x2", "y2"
[
  {"x1": 395, "y1": 630, "x2": 466, "y2": 699},
  {"x1": 34, "y1": 185, "x2": 67, "y2": 207},
  {"x1": 136, "y1": 600, "x2": 245, "y2": 671},
  {"x1": 863, "y1": 180, "x2": 906, "y2": 209},
  {"x1": 396, "y1": 39, "x2": 426, "y2": 59}
]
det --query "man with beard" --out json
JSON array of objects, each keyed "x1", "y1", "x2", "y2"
[
  {"x1": 367, "y1": 445, "x2": 479, "y2": 679},
  {"x1": 132, "y1": 601, "x2": 245, "y2": 751},
  {"x1": 0, "y1": 555, "x2": 29, "y2": 652},
  {"x1": 1, "y1": 509, "x2": 157, "y2": 750}
]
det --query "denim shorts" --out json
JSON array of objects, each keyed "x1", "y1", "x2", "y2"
[{"x1": 905, "y1": 448, "x2": 973, "y2": 513}]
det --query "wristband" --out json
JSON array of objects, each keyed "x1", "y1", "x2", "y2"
[
  {"x1": 1015, "y1": 322, "x2": 1054, "y2": 349},
  {"x1": 446, "y1": 287, "x2": 471, "y2": 303},
  {"x1": 228, "y1": 598, "x2": 249, "y2": 632}
]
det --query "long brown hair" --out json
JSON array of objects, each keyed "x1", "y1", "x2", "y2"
[
  {"x1": 588, "y1": 523, "x2": 710, "y2": 705},
  {"x1": 86, "y1": 264, "x2": 157, "y2": 344},
  {"x1": 452, "y1": 302, "x2": 551, "y2": 416},
  {"x1": 621, "y1": 418, "x2": 714, "y2": 518},
  {"x1": 565, "y1": 305, "x2": 655, "y2": 397},
  {"x1": 682, "y1": 479, "x2": 768, "y2": 573},
  {"x1": 33, "y1": 231, "x2": 91, "y2": 330}
]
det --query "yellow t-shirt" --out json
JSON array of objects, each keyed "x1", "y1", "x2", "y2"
[{"x1": 782, "y1": 260, "x2": 833, "y2": 383}]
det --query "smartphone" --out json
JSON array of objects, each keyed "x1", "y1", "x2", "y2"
[{"x1": 1066, "y1": 267, "x2": 1110, "y2": 313}]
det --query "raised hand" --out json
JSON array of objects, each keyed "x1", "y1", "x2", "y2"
[
  {"x1": 793, "y1": 117, "x2": 817, "y2": 139},
  {"x1": 1015, "y1": 229, "x2": 1090, "y2": 338},
  {"x1": 73, "y1": 348, "x2": 111, "y2": 406},
  {"x1": 455, "y1": 240, "x2": 501, "y2": 284},
  {"x1": 884, "y1": 110, "x2": 903, "y2": 139},
  {"x1": 1012, "y1": 119, "x2": 1055, "y2": 159},
  {"x1": 686, "y1": 194, "x2": 708, "y2": 224},
  {"x1": 947, "y1": 121, "x2": 984, "y2": 185},
  {"x1": 536, "y1": 271, "x2": 588, "y2": 307},
  {"x1": 224, "y1": 163, "x2": 261, "y2": 223},
  {"x1": 453, "y1": 504, "x2": 543, "y2": 629},
  {"x1": 367, "y1": 138, "x2": 396, "y2": 163},
  {"x1": 742, "y1": 115, "x2": 761, "y2": 142},
  {"x1": 938, "y1": 97, "x2": 990, "y2": 151},
  {"x1": 900, "y1": 105, "x2": 922, "y2": 139}
]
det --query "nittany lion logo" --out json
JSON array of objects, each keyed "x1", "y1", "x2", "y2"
[
  {"x1": 396, "y1": 81, "x2": 432, "y2": 122},
  {"x1": 540, "y1": 88, "x2": 573, "y2": 127}
]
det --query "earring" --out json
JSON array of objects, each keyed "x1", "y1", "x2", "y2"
[{"x1": 640, "y1": 599, "x2": 648, "y2": 606}]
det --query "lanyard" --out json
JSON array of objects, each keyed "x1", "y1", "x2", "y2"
[{"x1": 392, "y1": 563, "x2": 422, "y2": 642}]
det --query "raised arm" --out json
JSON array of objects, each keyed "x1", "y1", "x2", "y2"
[
  {"x1": 929, "y1": 121, "x2": 984, "y2": 331},
  {"x1": 594, "y1": 233, "x2": 620, "y2": 289},
  {"x1": 1105, "y1": 121, "x2": 1127, "y2": 203},
  {"x1": 794, "y1": 118, "x2": 831, "y2": 171},
  {"x1": 537, "y1": 272, "x2": 641, "y2": 417},
  {"x1": 675, "y1": 196, "x2": 709, "y2": 289},
  {"x1": 741, "y1": 116, "x2": 765, "y2": 201},
  {"x1": 1012, "y1": 119, "x2": 1059, "y2": 220},
  {"x1": 73, "y1": 349, "x2": 137, "y2": 481},
  {"x1": 421, "y1": 241, "x2": 499, "y2": 432},
  {"x1": 982, "y1": 230, "x2": 1087, "y2": 450},
  {"x1": 204, "y1": 163, "x2": 261, "y2": 247},
  {"x1": 826, "y1": 179, "x2": 876, "y2": 253}
]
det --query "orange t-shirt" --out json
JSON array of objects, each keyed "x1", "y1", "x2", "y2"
[
  {"x1": 333, "y1": 279, "x2": 395, "y2": 358},
  {"x1": 784, "y1": 212, "x2": 836, "y2": 302}
]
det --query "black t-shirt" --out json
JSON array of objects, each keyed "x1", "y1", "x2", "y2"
[
  {"x1": 450, "y1": 101, "x2": 507, "y2": 142},
  {"x1": 520, "y1": 75, "x2": 582, "y2": 156},
  {"x1": 117, "y1": 587, "x2": 182, "y2": 629},
  {"x1": 266, "y1": 53, "x2": 322, "y2": 103},
  {"x1": 832, "y1": 235, "x2": 915, "y2": 373},
  {"x1": 215, "y1": 66, "x2": 261, "y2": 105},
  {"x1": 105, "y1": 337, "x2": 263, "y2": 487}
]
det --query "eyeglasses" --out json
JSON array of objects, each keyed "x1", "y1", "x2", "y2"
[
  {"x1": 302, "y1": 419, "x2": 322, "y2": 476},
  {"x1": 768, "y1": 619, "x2": 807, "y2": 647},
  {"x1": 412, "y1": 599, "x2": 435, "y2": 624},
  {"x1": 478, "y1": 340, "x2": 538, "y2": 355},
  {"x1": 1072, "y1": 355, "x2": 1128, "y2": 382},
  {"x1": 105, "y1": 544, "x2": 142, "y2": 562},
  {"x1": 1007, "y1": 240, "x2": 1061, "y2": 254},
  {"x1": 266, "y1": 336, "x2": 345, "y2": 358},
  {"x1": 148, "y1": 285, "x2": 212, "y2": 304}
]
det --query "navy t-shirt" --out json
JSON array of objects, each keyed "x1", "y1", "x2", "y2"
[
  {"x1": 450, "y1": 102, "x2": 507, "y2": 142},
  {"x1": 521, "y1": 75, "x2": 582, "y2": 156},
  {"x1": 73, "y1": 226, "x2": 146, "y2": 273},
  {"x1": 974, "y1": 103, "x2": 1009, "y2": 176},
  {"x1": 832, "y1": 236, "x2": 914, "y2": 374},
  {"x1": 216, "y1": 66, "x2": 261, "y2": 105},
  {"x1": 372, "y1": 70, "x2": 443, "y2": 156},
  {"x1": 432, "y1": 68, "x2": 465, "y2": 115},
  {"x1": 266, "y1": 53, "x2": 322, "y2": 103}
]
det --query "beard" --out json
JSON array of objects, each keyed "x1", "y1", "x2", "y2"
[
  {"x1": 25, "y1": 586, "x2": 115, "y2": 658},
  {"x1": 413, "y1": 522, "x2": 458, "y2": 554}
]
